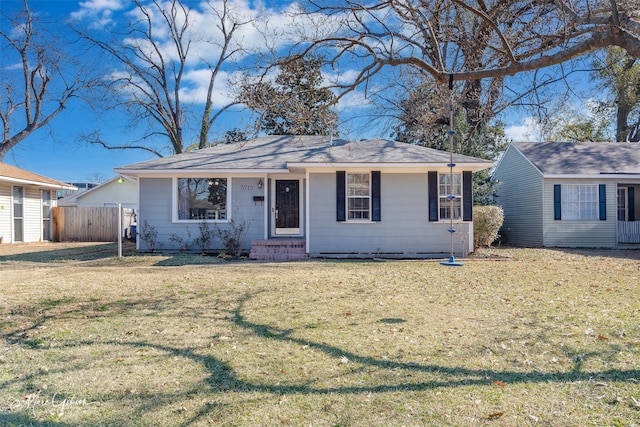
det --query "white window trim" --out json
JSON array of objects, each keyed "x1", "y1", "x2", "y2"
[
  {"x1": 561, "y1": 184, "x2": 599, "y2": 221},
  {"x1": 42, "y1": 189, "x2": 52, "y2": 241},
  {"x1": 172, "y1": 176, "x2": 232, "y2": 223},
  {"x1": 346, "y1": 172, "x2": 372, "y2": 222},
  {"x1": 438, "y1": 172, "x2": 462, "y2": 221}
]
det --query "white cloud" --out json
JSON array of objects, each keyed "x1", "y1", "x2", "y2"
[
  {"x1": 505, "y1": 117, "x2": 543, "y2": 142},
  {"x1": 70, "y1": 0, "x2": 124, "y2": 27},
  {"x1": 179, "y1": 68, "x2": 235, "y2": 107},
  {"x1": 2, "y1": 62, "x2": 24, "y2": 71}
]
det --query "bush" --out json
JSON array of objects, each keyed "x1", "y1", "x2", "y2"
[
  {"x1": 473, "y1": 205, "x2": 504, "y2": 248},
  {"x1": 214, "y1": 218, "x2": 249, "y2": 257},
  {"x1": 137, "y1": 220, "x2": 158, "y2": 252}
]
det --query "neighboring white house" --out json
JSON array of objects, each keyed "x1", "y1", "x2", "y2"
[
  {"x1": 57, "y1": 176, "x2": 138, "y2": 240},
  {"x1": 115, "y1": 135, "x2": 493, "y2": 258},
  {"x1": 493, "y1": 141, "x2": 640, "y2": 248},
  {"x1": 0, "y1": 163, "x2": 76, "y2": 244},
  {"x1": 58, "y1": 176, "x2": 137, "y2": 209}
]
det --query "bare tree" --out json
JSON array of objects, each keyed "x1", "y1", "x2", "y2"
[
  {"x1": 74, "y1": 0, "x2": 256, "y2": 156},
  {"x1": 0, "y1": 0, "x2": 93, "y2": 161},
  {"x1": 295, "y1": 0, "x2": 640, "y2": 124},
  {"x1": 592, "y1": 47, "x2": 640, "y2": 141}
]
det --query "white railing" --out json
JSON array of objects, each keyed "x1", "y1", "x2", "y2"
[{"x1": 618, "y1": 221, "x2": 640, "y2": 243}]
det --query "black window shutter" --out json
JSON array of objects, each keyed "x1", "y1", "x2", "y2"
[
  {"x1": 463, "y1": 171, "x2": 473, "y2": 221},
  {"x1": 554, "y1": 184, "x2": 562, "y2": 220},
  {"x1": 629, "y1": 187, "x2": 635, "y2": 221},
  {"x1": 599, "y1": 184, "x2": 606, "y2": 220},
  {"x1": 428, "y1": 172, "x2": 438, "y2": 221},
  {"x1": 371, "y1": 171, "x2": 381, "y2": 221},
  {"x1": 336, "y1": 171, "x2": 346, "y2": 221}
]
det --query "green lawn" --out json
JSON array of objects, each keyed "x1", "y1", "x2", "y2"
[{"x1": 0, "y1": 245, "x2": 639, "y2": 426}]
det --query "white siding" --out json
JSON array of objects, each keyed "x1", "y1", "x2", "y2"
[
  {"x1": 75, "y1": 180, "x2": 137, "y2": 208},
  {"x1": 543, "y1": 180, "x2": 616, "y2": 248},
  {"x1": 0, "y1": 184, "x2": 11, "y2": 243},
  {"x1": 494, "y1": 145, "x2": 544, "y2": 246},
  {"x1": 308, "y1": 172, "x2": 470, "y2": 256},
  {"x1": 0, "y1": 184, "x2": 49, "y2": 243},
  {"x1": 23, "y1": 186, "x2": 43, "y2": 242},
  {"x1": 138, "y1": 177, "x2": 265, "y2": 252}
]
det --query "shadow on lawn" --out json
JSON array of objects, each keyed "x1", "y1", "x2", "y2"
[
  {"x1": 0, "y1": 242, "x2": 228, "y2": 266},
  {"x1": 2, "y1": 291, "x2": 639, "y2": 426},
  {"x1": 544, "y1": 247, "x2": 640, "y2": 261},
  {"x1": 0, "y1": 242, "x2": 135, "y2": 263},
  {"x1": 0, "y1": 413, "x2": 75, "y2": 427}
]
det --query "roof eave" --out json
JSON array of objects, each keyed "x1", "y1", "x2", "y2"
[
  {"x1": 544, "y1": 173, "x2": 640, "y2": 179},
  {"x1": 0, "y1": 176, "x2": 76, "y2": 190},
  {"x1": 289, "y1": 162, "x2": 493, "y2": 171},
  {"x1": 114, "y1": 168, "x2": 286, "y2": 176}
]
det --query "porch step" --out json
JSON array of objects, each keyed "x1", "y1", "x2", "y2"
[{"x1": 249, "y1": 239, "x2": 307, "y2": 261}]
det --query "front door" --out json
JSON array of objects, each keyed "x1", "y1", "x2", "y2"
[
  {"x1": 275, "y1": 180, "x2": 300, "y2": 235},
  {"x1": 618, "y1": 187, "x2": 628, "y2": 221}
]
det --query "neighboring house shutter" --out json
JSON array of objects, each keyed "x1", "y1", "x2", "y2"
[
  {"x1": 599, "y1": 184, "x2": 606, "y2": 220},
  {"x1": 428, "y1": 172, "x2": 438, "y2": 221},
  {"x1": 463, "y1": 171, "x2": 472, "y2": 221},
  {"x1": 629, "y1": 187, "x2": 635, "y2": 221},
  {"x1": 554, "y1": 185, "x2": 562, "y2": 220},
  {"x1": 336, "y1": 171, "x2": 346, "y2": 222},
  {"x1": 372, "y1": 171, "x2": 381, "y2": 222}
]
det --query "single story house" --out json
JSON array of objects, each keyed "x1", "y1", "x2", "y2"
[
  {"x1": 0, "y1": 163, "x2": 76, "y2": 244},
  {"x1": 115, "y1": 136, "x2": 493, "y2": 258},
  {"x1": 493, "y1": 141, "x2": 640, "y2": 248}
]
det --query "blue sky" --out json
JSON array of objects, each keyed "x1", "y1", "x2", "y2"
[
  {"x1": 1, "y1": 0, "x2": 569, "y2": 184},
  {"x1": 2, "y1": 0, "x2": 306, "y2": 182}
]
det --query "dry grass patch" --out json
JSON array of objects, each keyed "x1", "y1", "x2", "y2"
[{"x1": 0, "y1": 245, "x2": 639, "y2": 426}]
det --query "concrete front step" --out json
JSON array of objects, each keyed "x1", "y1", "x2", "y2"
[{"x1": 249, "y1": 239, "x2": 307, "y2": 261}]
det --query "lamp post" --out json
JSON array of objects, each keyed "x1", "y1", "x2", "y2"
[
  {"x1": 117, "y1": 176, "x2": 124, "y2": 258},
  {"x1": 118, "y1": 203, "x2": 122, "y2": 258}
]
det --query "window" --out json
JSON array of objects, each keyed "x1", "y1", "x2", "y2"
[
  {"x1": 561, "y1": 184, "x2": 598, "y2": 220},
  {"x1": 439, "y1": 173, "x2": 462, "y2": 220},
  {"x1": 177, "y1": 178, "x2": 227, "y2": 220},
  {"x1": 13, "y1": 186, "x2": 24, "y2": 242},
  {"x1": 42, "y1": 190, "x2": 52, "y2": 241},
  {"x1": 347, "y1": 173, "x2": 370, "y2": 220}
]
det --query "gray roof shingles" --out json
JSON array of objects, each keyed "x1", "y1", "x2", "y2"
[
  {"x1": 116, "y1": 136, "x2": 492, "y2": 172},
  {"x1": 513, "y1": 141, "x2": 640, "y2": 175}
]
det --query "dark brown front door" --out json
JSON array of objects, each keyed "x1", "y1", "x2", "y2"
[{"x1": 275, "y1": 180, "x2": 299, "y2": 233}]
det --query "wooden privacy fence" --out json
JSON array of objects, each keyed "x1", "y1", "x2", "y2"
[{"x1": 53, "y1": 207, "x2": 119, "y2": 242}]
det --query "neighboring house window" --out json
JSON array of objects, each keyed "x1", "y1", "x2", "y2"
[
  {"x1": 13, "y1": 186, "x2": 24, "y2": 242},
  {"x1": 561, "y1": 184, "x2": 598, "y2": 220},
  {"x1": 177, "y1": 178, "x2": 227, "y2": 220},
  {"x1": 347, "y1": 173, "x2": 370, "y2": 220},
  {"x1": 42, "y1": 190, "x2": 52, "y2": 241},
  {"x1": 439, "y1": 173, "x2": 462, "y2": 220}
]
